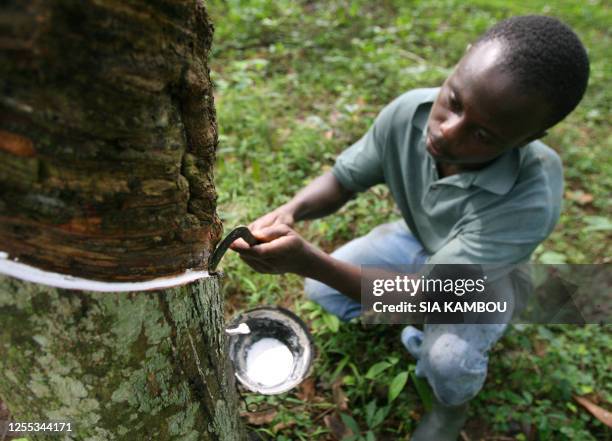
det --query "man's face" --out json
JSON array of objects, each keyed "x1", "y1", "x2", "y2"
[{"x1": 426, "y1": 40, "x2": 551, "y2": 166}]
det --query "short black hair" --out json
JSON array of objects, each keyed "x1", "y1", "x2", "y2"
[{"x1": 476, "y1": 15, "x2": 589, "y2": 127}]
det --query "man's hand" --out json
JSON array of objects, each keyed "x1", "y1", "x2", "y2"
[
  {"x1": 231, "y1": 222, "x2": 363, "y2": 303},
  {"x1": 231, "y1": 205, "x2": 295, "y2": 250},
  {"x1": 249, "y1": 205, "x2": 295, "y2": 231},
  {"x1": 229, "y1": 224, "x2": 317, "y2": 276},
  {"x1": 231, "y1": 172, "x2": 353, "y2": 250}
]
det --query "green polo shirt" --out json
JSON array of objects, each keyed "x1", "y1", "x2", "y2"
[{"x1": 332, "y1": 88, "x2": 564, "y2": 266}]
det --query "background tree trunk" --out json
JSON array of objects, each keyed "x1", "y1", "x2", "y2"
[{"x1": 0, "y1": 1, "x2": 247, "y2": 439}]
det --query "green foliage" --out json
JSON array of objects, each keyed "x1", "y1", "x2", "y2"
[
  {"x1": 477, "y1": 324, "x2": 611, "y2": 440},
  {"x1": 208, "y1": 0, "x2": 610, "y2": 439},
  {"x1": 410, "y1": 371, "x2": 434, "y2": 412},
  {"x1": 387, "y1": 371, "x2": 409, "y2": 402}
]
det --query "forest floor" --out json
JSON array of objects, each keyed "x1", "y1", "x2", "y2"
[{"x1": 209, "y1": 1, "x2": 611, "y2": 440}]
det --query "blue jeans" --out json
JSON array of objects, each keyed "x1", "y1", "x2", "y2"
[{"x1": 304, "y1": 220, "x2": 508, "y2": 406}]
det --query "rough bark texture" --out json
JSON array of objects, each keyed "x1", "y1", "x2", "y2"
[
  {"x1": 0, "y1": 0, "x2": 223, "y2": 281},
  {"x1": 0, "y1": 1, "x2": 247, "y2": 439},
  {"x1": 0, "y1": 274, "x2": 246, "y2": 441}
]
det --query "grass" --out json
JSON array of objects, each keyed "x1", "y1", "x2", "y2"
[{"x1": 207, "y1": 1, "x2": 611, "y2": 440}]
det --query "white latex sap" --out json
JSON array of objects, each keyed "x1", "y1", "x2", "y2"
[
  {"x1": 0, "y1": 251, "x2": 210, "y2": 292},
  {"x1": 245, "y1": 338, "x2": 294, "y2": 387}
]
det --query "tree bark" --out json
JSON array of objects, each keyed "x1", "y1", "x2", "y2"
[
  {"x1": 0, "y1": 1, "x2": 247, "y2": 439},
  {"x1": 0, "y1": 275, "x2": 246, "y2": 441},
  {"x1": 0, "y1": 0, "x2": 222, "y2": 281}
]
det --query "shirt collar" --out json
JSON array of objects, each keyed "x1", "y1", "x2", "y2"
[
  {"x1": 412, "y1": 89, "x2": 438, "y2": 132},
  {"x1": 471, "y1": 148, "x2": 521, "y2": 195},
  {"x1": 412, "y1": 87, "x2": 521, "y2": 196}
]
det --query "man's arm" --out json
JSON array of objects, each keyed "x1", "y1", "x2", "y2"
[
  {"x1": 288, "y1": 170, "x2": 355, "y2": 222},
  {"x1": 231, "y1": 224, "x2": 426, "y2": 325},
  {"x1": 248, "y1": 171, "x2": 355, "y2": 231},
  {"x1": 230, "y1": 223, "x2": 363, "y2": 301}
]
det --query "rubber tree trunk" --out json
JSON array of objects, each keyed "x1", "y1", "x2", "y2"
[
  {"x1": 0, "y1": 275, "x2": 246, "y2": 441},
  {"x1": 0, "y1": 0, "x2": 246, "y2": 439},
  {"x1": 0, "y1": 0, "x2": 222, "y2": 280}
]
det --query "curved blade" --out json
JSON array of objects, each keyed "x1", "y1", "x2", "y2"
[{"x1": 208, "y1": 225, "x2": 258, "y2": 272}]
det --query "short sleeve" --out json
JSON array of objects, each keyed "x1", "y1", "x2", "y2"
[
  {"x1": 427, "y1": 145, "x2": 563, "y2": 269},
  {"x1": 332, "y1": 98, "x2": 400, "y2": 192},
  {"x1": 425, "y1": 218, "x2": 547, "y2": 283}
]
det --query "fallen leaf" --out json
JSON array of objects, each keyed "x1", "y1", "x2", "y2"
[
  {"x1": 329, "y1": 110, "x2": 342, "y2": 124},
  {"x1": 332, "y1": 377, "x2": 349, "y2": 411},
  {"x1": 574, "y1": 395, "x2": 612, "y2": 428},
  {"x1": 533, "y1": 339, "x2": 548, "y2": 357},
  {"x1": 296, "y1": 377, "x2": 316, "y2": 402},
  {"x1": 324, "y1": 412, "x2": 354, "y2": 440},
  {"x1": 583, "y1": 216, "x2": 612, "y2": 232},
  {"x1": 241, "y1": 408, "x2": 277, "y2": 426},
  {"x1": 0, "y1": 130, "x2": 36, "y2": 157},
  {"x1": 565, "y1": 190, "x2": 593, "y2": 205},
  {"x1": 459, "y1": 431, "x2": 471, "y2": 441},
  {"x1": 272, "y1": 420, "x2": 297, "y2": 432}
]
